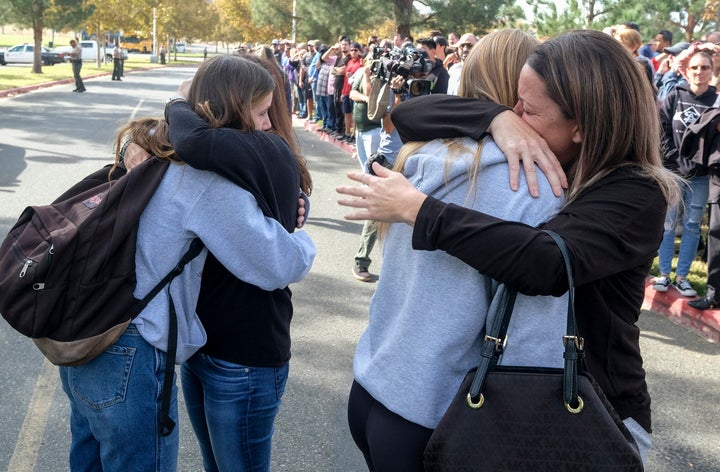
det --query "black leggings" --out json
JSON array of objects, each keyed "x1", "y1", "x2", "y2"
[{"x1": 347, "y1": 380, "x2": 433, "y2": 472}]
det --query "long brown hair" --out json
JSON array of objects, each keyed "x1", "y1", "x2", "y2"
[
  {"x1": 114, "y1": 55, "x2": 274, "y2": 166},
  {"x1": 527, "y1": 29, "x2": 679, "y2": 204},
  {"x1": 238, "y1": 52, "x2": 313, "y2": 195}
]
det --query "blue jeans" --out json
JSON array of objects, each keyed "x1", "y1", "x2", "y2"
[
  {"x1": 658, "y1": 175, "x2": 709, "y2": 277},
  {"x1": 356, "y1": 128, "x2": 381, "y2": 172},
  {"x1": 181, "y1": 354, "x2": 289, "y2": 472},
  {"x1": 59, "y1": 324, "x2": 178, "y2": 472},
  {"x1": 315, "y1": 93, "x2": 328, "y2": 126}
]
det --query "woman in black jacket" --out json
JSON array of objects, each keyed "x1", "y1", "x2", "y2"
[{"x1": 337, "y1": 30, "x2": 680, "y2": 467}]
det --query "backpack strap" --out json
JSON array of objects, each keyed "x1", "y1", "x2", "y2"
[{"x1": 134, "y1": 238, "x2": 204, "y2": 436}]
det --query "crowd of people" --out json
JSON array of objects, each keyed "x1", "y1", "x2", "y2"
[{"x1": 52, "y1": 23, "x2": 720, "y2": 472}]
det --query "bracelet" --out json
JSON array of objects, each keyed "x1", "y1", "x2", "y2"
[
  {"x1": 390, "y1": 88, "x2": 403, "y2": 95},
  {"x1": 164, "y1": 96, "x2": 186, "y2": 122}
]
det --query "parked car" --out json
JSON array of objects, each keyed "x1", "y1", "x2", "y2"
[
  {"x1": 54, "y1": 40, "x2": 114, "y2": 62},
  {"x1": 0, "y1": 44, "x2": 65, "y2": 66}
]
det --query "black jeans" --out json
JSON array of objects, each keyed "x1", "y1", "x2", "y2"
[{"x1": 347, "y1": 380, "x2": 433, "y2": 472}]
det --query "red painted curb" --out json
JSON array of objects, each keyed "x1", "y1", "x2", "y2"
[
  {"x1": 642, "y1": 277, "x2": 720, "y2": 343},
  {"x1": 302, "y1": 119, "x2": 357, "y2": 155}
]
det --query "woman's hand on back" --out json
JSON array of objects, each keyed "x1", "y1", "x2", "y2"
[
  {"x1": 489, "y1": 110, "x2": 567, "y2": 197},
  {"x1": 336, "y1": 163, "x2": 427, "y2": 225}
]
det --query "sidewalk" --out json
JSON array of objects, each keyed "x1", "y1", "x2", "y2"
[
  {"x1": 300, "y1": 117, "x2": 720, "y2": 345},
  {"x1": 642, "y1": 277, "x2": 720, "y2": 343}
]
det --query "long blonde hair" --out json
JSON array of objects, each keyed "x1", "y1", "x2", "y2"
[
  {"x1": 383, "y1": 30, "x2": 539, "y2": 238},
  {"x1": 394, "y1": 29, "x2": 538, "y2": 199}
]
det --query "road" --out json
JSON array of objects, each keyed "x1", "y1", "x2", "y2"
[{"x1": 0, "y1": 66, "x2": 719, "y2": 471}]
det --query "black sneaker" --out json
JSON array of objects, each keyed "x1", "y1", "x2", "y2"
[{"x1": 688, "y1": 296, "x2": 718, "y2": 310}]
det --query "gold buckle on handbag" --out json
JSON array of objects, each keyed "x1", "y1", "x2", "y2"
[
  {"x1": 562, "y1": 335, "x2": 585, "y2": 350},
  {"x1": 484, "y1": 334, "x2": 507, "y2": 352}
]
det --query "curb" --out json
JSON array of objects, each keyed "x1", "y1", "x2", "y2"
[
  {"x1": 302, "y1": 119, "x2": 357, "y2": 155},
  {"x1": 0, "y1": 64, "x2": 178, "y2": 99},
  {"x1": 642, "y1": 277, "x2": 720, "y2": 343}
]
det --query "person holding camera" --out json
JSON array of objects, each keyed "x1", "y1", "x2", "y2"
[
  {"x1": 350, "y1": 70, "x2": 425, "y2": 282},
  {"x1": 416, "y1": 38, "x2": 449, "y2": 94}
]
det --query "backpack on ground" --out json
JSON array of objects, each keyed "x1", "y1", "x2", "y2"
[{"x1": 0, "y1": 157, "x2": 202, "y2": 366}]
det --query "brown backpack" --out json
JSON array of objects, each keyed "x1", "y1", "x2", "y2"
[
  {"x1": 0, "y1": 156, "x2": 203, "y2": 435},
  {"x1": 0, "y1": 156, "x2": 202, "y2": 365}
]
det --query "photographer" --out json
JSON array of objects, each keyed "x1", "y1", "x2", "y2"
[
  {"x1": 350, "y1": 56, "x2": 434, "y2": 281},
  {"x1": 416, "y1": 38, "x2": 449, "y2": 94}
]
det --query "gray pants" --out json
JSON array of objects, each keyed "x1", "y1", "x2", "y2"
[
  {"x1": 354, "y1": 220, "x2": 378, "y2": 268},
  {"x1": 72, "y1": 60, "x2": 85, "y2": 91}
]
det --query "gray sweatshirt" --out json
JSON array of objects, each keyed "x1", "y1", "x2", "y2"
[
  {"x1": 133, "y1": 163, "x2": 316, "y2": 362},
  {"x1": 353, "y1": 137, "x2": 568, "y2": 428}
]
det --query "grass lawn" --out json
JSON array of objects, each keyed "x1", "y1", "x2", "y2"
[{"x1": 0, "y1": 31, "x2": 201, "y2": 91}]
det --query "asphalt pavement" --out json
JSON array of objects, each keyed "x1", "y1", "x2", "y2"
[{"x1": 0, "y1": 69, "x2": 719, "y2": 471}]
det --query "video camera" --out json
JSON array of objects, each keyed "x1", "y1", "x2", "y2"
[{"x1": 369, "y1": 45, "x2": 434, "y2": 97}]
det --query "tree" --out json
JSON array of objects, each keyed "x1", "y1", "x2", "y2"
[
  {"x1": 423, "y1": 0, "x2": 509, "y2": 36},
  {"x1": 6, "y1": 0, "x2": 55, "y2": 73}
]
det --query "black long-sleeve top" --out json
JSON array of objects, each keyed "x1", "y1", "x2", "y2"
[
  {"x1": 392, "y1": 95, "x2": 668, "y2": 433},
  {"x1": 167, "y1": 100, "x2": 300, "y2": 367}
]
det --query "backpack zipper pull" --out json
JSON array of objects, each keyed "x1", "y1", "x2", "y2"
[{"x1": 19, "y1": 259, "x2": 33, "y2": 277}]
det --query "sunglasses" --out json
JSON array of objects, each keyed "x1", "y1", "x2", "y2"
[
  {"x1": 351, "y1": 48, "x2": 360, "y2": 52},
  {"x1": 689, "y1": 65, "x2": 712, "y2": 71}
]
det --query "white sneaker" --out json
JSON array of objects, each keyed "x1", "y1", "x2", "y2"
[
  {"x1": 652, "y1": 275, "x2": 670, "y2": 292},
  {"x1": 673, "y1": 278, "x2": 697, "y2": 297}
]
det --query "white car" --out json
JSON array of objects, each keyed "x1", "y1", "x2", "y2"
[
  {"x1": 1, "y1": 44, "x2": 65, "y2": 65},
  {"x1": 54, "y1": 40, "x2": 114, "y2": 62}
]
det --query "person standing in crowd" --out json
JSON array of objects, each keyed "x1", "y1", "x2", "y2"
[
  {"x1": 338, "y1": 30, "x2": 680, "y2": 469},
  {"x1": 614, "y1": 27, "x2": 655, "y2": 89},
  {"x1": 652, "y1": 30, "x2": 674, "y2": 71},
  {"x1": 655, "y1": 41, "x2": 691, "y2": 100},
  {"x1": 349, "y1": 55, "x2": 435, "y2": 282},
  {"x1": 446, "y1": 33, "x2": 476, "y2": 95},
  {"x1": 416, "y1": 37, "x2": 449, "y2": 94},
  {"x1": 653, "y1": 50, "x2": 717, "y2": 298},
  {"x1": 315, "y1": 45, "x2": 336, "y2": 133},
  {"x1": 59, "y1": 54, "x2": 316, "y2": 472},
  {"x1": 332, "y1": 37, "x2": 351, "y2": 137},
  {"x1": 432, "y1": 36, "x2": 449, "y2": 63},
  {"x1": 68, "y1": 39, "x2": 86, "y2": 93},
  {"x1": 112, "y1": 43, "x2": 124, "y2": 81},
  {"x1": 349, "y1": 58, "x2": 382, "y2": 171},
  {"x1": 340, "y1": 43, "x2": 363, "y2": 143}
]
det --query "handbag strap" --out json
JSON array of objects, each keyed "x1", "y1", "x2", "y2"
[{"x1": 467, "y1": 230, "x2": 585, "y2": 412}]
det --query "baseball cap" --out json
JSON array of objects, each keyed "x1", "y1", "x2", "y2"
[
  {"x1": 271, "y1": 39, "x2": 280, "y2": 45},
  {"x1": 664, "y1": 41, "x2": 690, "y2": 55},
  {"x1": 351, "y1": 42, "x2": 362, "y2": 51},
  {"x1": 452, "y1": 33, "x2": 477, "y2": 48}
]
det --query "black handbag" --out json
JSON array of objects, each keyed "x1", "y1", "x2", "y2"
[{"x1": 423, "y1": 231, "x2": 644, "y2": 471}]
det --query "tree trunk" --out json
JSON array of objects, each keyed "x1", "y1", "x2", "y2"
[
  {"x1": 394, "y1": 0, "x2": 413, "y2": 40},
  {"x1": 32, "y1": 19, "x2": 43, "y2": 74}
]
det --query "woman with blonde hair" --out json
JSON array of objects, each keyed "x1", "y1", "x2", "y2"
[
  {"x1": 344, "y1": 29, "x2": 569, "y2": 471},
  {"x1": 338, "y1": 30, "x2": 680, "y2": 468}
]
